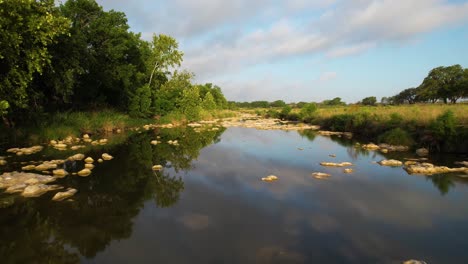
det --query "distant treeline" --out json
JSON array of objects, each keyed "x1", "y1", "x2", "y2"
[{"x1": 0, "y1": 0, "x2": 227, "y2": 126}]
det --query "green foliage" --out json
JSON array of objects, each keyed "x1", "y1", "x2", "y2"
[
  {"x1": 153, "y1": 71, "x2": 193, "y2": 116},
  {"x1": 129, "y1": 84, "x2": 151, "y2": 117},
  {"x1": 430, "y1": 110, "x2": 457, "y2": 141},
  {"x1": 280, "y1": 105, "x2": 292, "y2": 118},
  {"x1": 300, "y1": 103, "x2": 317, "y2": 117},
  {"x1": 178, "y1": 86, "x2": 202, "y2": 121},
  {"x1": 202, "y1": 92, "x2": 216, "y2": 110},
  {"x1": 270, "y1": 100, "x2": 286, "y2": 107},
  {"x1": 361, "y1": 96, "x2": 377, "y2": 106},
  {"x1": 0, "y1": 0, "x2": 69, "y2": 110},
  {"x1": 323, "y1": 97, "x2": 346, "y2": 106},
  {"x1": 0, "y1": 100, "x2": 9, "y2": 116},
  {"x1": 378, "y1": 128, "x2": 414, "y2": 146}
]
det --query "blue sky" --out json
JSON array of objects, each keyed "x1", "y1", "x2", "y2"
[{"x1": 96, "y1": 0, "x2": 468, "y2": 103}]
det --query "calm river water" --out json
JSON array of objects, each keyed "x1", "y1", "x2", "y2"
[{"x1": 1, "y1": 127, "x2": 468, "y2": 263}]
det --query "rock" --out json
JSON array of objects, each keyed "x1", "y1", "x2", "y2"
[
  {"x1": 329, "y1": 154, "x2": 336, "y2": 158},
  {"x1": 99, "y1": 139, "x2": 108, "y2": 144},
  {"x1": 22, "y1": 165, "x2": 36, "y2": 171},
  {"x1": 416, "y1": 148, "x2": 429, "y2": 157},
  {"x1": 22, "y1": 184, "x2": 62, "y2": 197},
  {"x1": 84, "y1": 163, "x2": 94, "y2": 169},
  {"x1": 84, "y1": 157, "x2": 94, "y2": 163},
  {"x1": 320, "y1": 162, "x2": 353, "y2": 167},
  {"x1": 402, "y1": 260, "x2": 427, "y2": 264},
  {"x1": 52, "y1": 169, "x2": 68, "y2": 177},
  {"x1": 404, "y1": 162, "x2": 468, "y2": 175},
  {"x1": 50, "y1": 140, "x2": 58, "y2": 145},
  {"x1": 7, "y1": 146, "x2": 43, "y2": 155},
  {"x1": 91, "y1": 140, "x2": 99, "y2": 145},
  {"x1": 261, "y1": 175, "x2": 278, "y2": 182},
  {"x1": 52, "y1": 188, "x2": 77, "y2": 201},
  {"x1": 150, "y1": 140, "x2": 159, "y2": 145},
  {"x1": 362, "y1": 143, "x2": 380, "y2": 150},
  {"x1": 77, "y1": 169, "x2": 92, "y2": 177},
  {"x1": 116, "y1": 129, "x2": 122, "y2": 133},
  {"x1": 380, "y1": 148, "x2": 389, "y2": 153},
  {"x1": 455, "y1": 161, "x2": 468, "y2": 167},
  {"x1": 70, "y1": 145, "x2": 86, "y2": 150},
  {"x1": 404, "y1": 161, "x2": 418, "y2": 166},
  {"x1": 188, "y1": 123, "x2": 202, "y2": 127},
  {"x1": 344, "y1": 168, "x2": 354, "y2": 174},
  {"x1": 35, "y1": 162, "x2": 57, "y2": 171},
  {"x1": 312, "y1": 172, "x2": 331, "y2": 179},
  {"x1": 54, "y1": 143, "x2": 67, "y2": 149},
  {"x1": 69, "y1": 153, "x2": 85, "y2": 161},
  {"x1": 98, "y1": 158, "x2": 103, "y2": 163},
  {"x1": 0, "y1": 159, "x2": 6, "y2": 166},
  {"x1": 5, "y1": 184, "x2": 28, "y2": 193},
  {"x1": 83, "y1": 134, "x2": 90, "y2": 139},
  {"x1": 378, "y1": 159, "x2": 403, "y2": 167},
  {"x1": 318, "y1": 131, "x2": 353, "y2": 138},
  {"x1": 152, "y1": 165, "x2": 163, "y2": 171},
  {"x1": 378, "y1": 144, "x2": 409, "y2": 152},
  {"x1": 101, "y1": 153, "x2": 113, "y2": 160}
]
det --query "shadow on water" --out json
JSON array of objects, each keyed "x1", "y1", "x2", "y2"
[{"x1": 0, "y1": 126, "x2": 225, "y2": 263}]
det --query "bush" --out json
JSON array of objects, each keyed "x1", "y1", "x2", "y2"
[
  {"x1": 279, "y1": 105, "x2": 292, "y2": 119},
  {"x1": 430, "y1": 110, "x2": 457, "y2": 141},
  {"x1": 378, "y1": 128, "x2": 414, "y2": 146},
  {"x1": 300, "y1": 103, "x2": 317, "y2": 118}
]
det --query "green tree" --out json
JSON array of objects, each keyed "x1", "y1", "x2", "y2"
[
  {"x1": 270, "y1": 100, "x2": 286, "y2": 107},
  {"x1": 323, "y1": 97, "x2": 345, "y2": 106},
  {"x1": 129, "y1": 84, "x2": 151, "y2": 117},
  {"x1": 178, "y1": 86, "x2": 201, "y2": 121},
  {"x1": 361, "y1": 96, "x2": 377, "y2": 106},
  {"x1": 153, "y1": 70, "x2": 193, "y2": 115},
  {"x1": 300, "y1": 103, "x2": 318, "y2": 117},
  {"x1": 202, "y1": 92, "x2": 216, "y2": 110},
  {"x1": 419, "y1": 65, "x2": 465, "y2": 103},
  {"x1": 147, "y1": 34, "x2": 183, "y2": 88},
  {"x1": 0, "y1": 0, "x2": 69, "y2": 111}
]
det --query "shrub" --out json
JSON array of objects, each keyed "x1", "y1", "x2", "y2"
[
  {"x1": 378, "y1": 128, "x2": 414, "y2": 146},
  {"x1": 300, "y1": 103, "x2": 317, "y2": 119}
]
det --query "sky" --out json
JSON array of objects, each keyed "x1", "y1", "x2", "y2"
[{"x1": 95, "y1": 0, "x2": 468, "y2": 103}]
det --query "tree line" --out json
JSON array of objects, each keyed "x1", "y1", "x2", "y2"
[
  {"x1": 382, "y1": 65, "x2": 468, "y2": 105},
  {"x1": 0, "y1": 0, "x2": 227, "y2": 126}
]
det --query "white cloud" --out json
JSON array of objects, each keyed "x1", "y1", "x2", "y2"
[
  {"x1": 95, "y1": 0, "x2": 468, "y2": 101},
  {"x1": 318, "y1": 71, "x2": 337, "y2": 82}
]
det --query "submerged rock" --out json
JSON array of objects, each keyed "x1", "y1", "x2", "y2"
[
  {"x1": 329, "y1": 154, "x2": 336, "y2": 158},
  {"x1": 378, "y1": 159, "x2": 403, "y2": 167},
  {"x1": 22, "y1": 165, "x2": 36, "y2": 171},
  {"x1": 98, "y1": 158, "x2": 103, "y2": 163},
  {"x1": 344, "y1": 168, "x2": 354, "y2": 174},
  {"x1": 320, "y1": 162, "x2": 353, "y2": 167},
  {"x1": 261, "y1": 175, "x2": 278, "y2": 182},
  {"x1": 77, "y1": 169, "x2": 92, "y2": 177},
  {"x1": 22, "y1": 184, "x2": 62, "y2": 197},
  {"x1": 52, "y1": 188, "x2": 77, "y2": 201},
  {"x1": 318, "y1": 131, "x2": 353, "y2": 138},
  {"x1": 312, "y1": 172, "x2": 331, "y2": 179},
  {"x1": 102, "y1": 153, "x2": 113, "y2": 160},
  {"x1": 0, "y1": 159, "x2": 7, "y2": 166},
  {"x1": 152, "y1": 165, "x2": 163, "y2": 171},
  {"x1": 378, "y1": 144, "x2": 409, "y2": 152},
  {"x1": 416, "y1": 148, "x2": 429, "y2": 157},
  {"x1": 404, "y1": 162, "x2": 468, "y2": 175}
]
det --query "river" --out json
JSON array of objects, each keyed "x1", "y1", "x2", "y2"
[{"x1": 1, "y1": 126, "x2": 467, "y2": 263}]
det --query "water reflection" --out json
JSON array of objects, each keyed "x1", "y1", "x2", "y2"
[
  {"x1": 1, "y1": 127, "x2": 468, "y2": 263},
  {"x1": 0, "y1": 126, "x2": 225, "y2": 263}
]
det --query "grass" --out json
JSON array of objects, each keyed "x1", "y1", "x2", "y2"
[{"x1": 9, "y1": 109, "x2": 152, "y2": 144}]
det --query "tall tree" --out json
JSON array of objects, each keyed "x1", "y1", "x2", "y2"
[{"x1": 0, "y1": 0, "x2": 69, "y2": 114}]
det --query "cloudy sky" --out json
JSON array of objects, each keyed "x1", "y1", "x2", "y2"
[{"x1": 95, "y1": 0, "x2": 468, "y2": 103}]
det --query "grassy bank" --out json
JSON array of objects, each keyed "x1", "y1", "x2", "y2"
[
  {"x1": 0, "y1": 109, "x2": 239, "y2": 146},
  {"x1": 253, "y1": 104, "x2": 468, "y2": 153}
]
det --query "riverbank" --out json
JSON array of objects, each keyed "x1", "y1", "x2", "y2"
[{"x1": 249, "y1": 104, "x2": 468, "y2": 153}]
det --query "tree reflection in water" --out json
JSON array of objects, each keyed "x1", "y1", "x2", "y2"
[{"x1": 0, "y1": 126, "x2": 225, "y2": 263}]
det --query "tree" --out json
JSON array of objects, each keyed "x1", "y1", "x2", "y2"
[
  {"x1": 0, "y1": 0, "x2": 69, "y2": 112},
  {"x1": 394, "y1": 88, "x2": 419, "y2": 104},
  {"x1": 270, "y1": 100, "x2": 286, "y2": 107},
  {"x1": 202, "y1": 92, "x2": 216, "y2": 110},
  {"x1": 178, "y1": 86, "x2": 201, "y2": 121},
  {"x1": 300, "y1": 103, "x2": 318, "y2": 117},
  {"x1": 361, "y1": 96, "x2": 377, "y2": 106},
  {"x1": 323, "y1": 97, "x2": 345, "y2": 106},
  {"x1": 147, "y1": 34, "x2": 183, "y2": 88},
  {"x1": 153, "y1": 70, "x2": 193, "y2": 115},
  {"x1": 419, "y1": 65, "x2": 465, "y2": 103}
]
